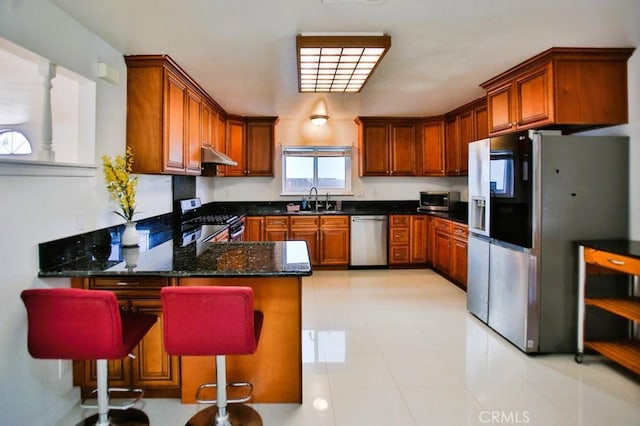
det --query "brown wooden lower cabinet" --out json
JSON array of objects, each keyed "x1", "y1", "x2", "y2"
[
  {"x1": 434, "y1": 228, "x2": 452, "y2": 273},
  {"x1": 289, "y1": 215, "x2": 320, "y2": 265},
  {"x1": 450, "y1": 223, "x2": 469, "y2": 289},
  {"x1": 178, "y1": 276, "x2": 302, "y2": 403},
  {"x1": 410, "y1": 216, "x2": 428, "y2": 263},
  {"x1": 71, "y1": 273, "x2": 303, "y2": 403},
  {"x1": 389, "y1": 215, "x2": 410, "y2": 264},
  {"x1": 319, "y1": 216, "x2": 349, "y2": 267},
  {"x1": 244, "y1": 216, "x2": 264, "y2": 241},
  {"x1": 431, "y1": 218, "x2": 468, "y2": 289},
  {"x1": 389, "y1": 215, "x2": 427, "y2": 266},
  {"x1": 264, "y1": 215, "x2": 289, "y2": 241},
  {"x1": 72, "y1": 277, "x2": 181, "y2": 398},
  {"x1": 252, "y1": 214, "x2": 349, "y2": 267},
  {"x1": 427, "y1": 216, "x2": 437, "y2": 265}
]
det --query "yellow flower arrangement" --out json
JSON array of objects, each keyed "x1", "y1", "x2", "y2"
[{"x1": 102, "y1": 147, "x2": 138, "y2": 221}]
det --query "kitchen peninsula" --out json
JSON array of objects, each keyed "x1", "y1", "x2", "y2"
[{"x1": 38, "y1": 221, "x2": 312, "y2": 404}]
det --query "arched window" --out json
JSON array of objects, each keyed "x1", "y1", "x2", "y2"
[{"x1": 0, "y1": 130, "x2": 32, "y2": 155}]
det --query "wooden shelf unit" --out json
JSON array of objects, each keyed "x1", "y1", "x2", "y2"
[{"x1": 577, "y1": 245, "x2": 640, "y2": 375}]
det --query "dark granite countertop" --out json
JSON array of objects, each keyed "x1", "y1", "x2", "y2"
[
  {"x1": 39, "y1": 239, "x2": 312, "y2": 278},
  {"x1": 38, "y1": 212, "x2": 311, "y2": 278},
  {"x1": 203, "y1": 200, "x2": 468, "y2": 224},
  {"x1": 576, "y1": 239, "x2": 640, "y2": 260},
  {"x1": 38, "y1": 199, "x2": 467, "y2": 278}
]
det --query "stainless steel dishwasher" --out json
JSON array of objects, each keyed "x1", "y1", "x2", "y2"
[{"x1": 350, "y1": 215, "x2": 388, "y2": 266}]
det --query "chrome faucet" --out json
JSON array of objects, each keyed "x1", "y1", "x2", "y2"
[{"x1": 309, "y1": 186, "x2": 319, "y2": 210}]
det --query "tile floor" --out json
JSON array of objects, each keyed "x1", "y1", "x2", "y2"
[{"x1": 58, "y1": 269, "x2": 640, "y2": 425}]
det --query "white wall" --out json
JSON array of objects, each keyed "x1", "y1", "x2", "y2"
[
  {"x1": 0, "y1": 1, "x2": 172, "y2": 425},
  {"x1": 580, "y1": 50, "x2": 640, "y2": 238}
]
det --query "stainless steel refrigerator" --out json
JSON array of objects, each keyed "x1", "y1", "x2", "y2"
[{"x1": 467, "y1": 130, "x2": 629, "y2": 353}]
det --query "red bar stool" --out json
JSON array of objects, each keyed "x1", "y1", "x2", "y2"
[
  {"x1": 161, "y1": 286, "x2": 263, "y2": 426},
  {"x1": 21, "y1": 288, "x2": 157, "y2": 426}
]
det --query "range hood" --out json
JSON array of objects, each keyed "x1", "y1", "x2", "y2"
[{"x1": 201, "y1": 143, "x2": 238, "y2": 166}]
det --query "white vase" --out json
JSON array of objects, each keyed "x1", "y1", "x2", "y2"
[
  {"x1": 122, "y1": 246, "x2": 140, "y2": 270},
  {"x1": 121, "y1": 221, "x2": 139, "y2": 247}
]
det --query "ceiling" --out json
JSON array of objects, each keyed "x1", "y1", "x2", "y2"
[{"x1": 50, "y1": 0, "x2": 638, "y2": 121}]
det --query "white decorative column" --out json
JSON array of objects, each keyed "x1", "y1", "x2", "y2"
[{"x1": 38, "y1": 61, "x2": 56, "y2": 161}]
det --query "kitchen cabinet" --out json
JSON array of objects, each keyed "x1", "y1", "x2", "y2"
[
  {"x1": 410, "y1": 216, "x2": 428, "y2": 264},
  {"x1": 427, "y1": 216, "x2": 437, "y2": 266},
  {"x1": 389, "y1": 215, "x2": 427, "y2": 266},
  {"x1": 356, "y1": 118, "x2": 418, "y2": 176},
  {"x1": 224, "y1": 117, "x2": 247, "y2": 177},
  {"x1": 481, "y1": 47, "x2": 635, "y2": 136},
  {"x1": 474, "y1": 101, "x2": 489, "y2": 140},
  {"x1": 450, "y1": 223, "x2": 468, "y2": 289},
  {"x1": 432, "y1": 218, "x2": 468, "y2": 288},
  {"x1": 185, "y1": 89, "x2": 203, "y2": 174},
  {"x1": 264, "y1": 215, "x2": 289, "y2": 241},
  {"x1": 420, "y1": 117, "x2": 446, "y2": 176},
  {"x1": 289, "y1": 215, "x2": 349, "y2": 267},
  {"x1": 201, "y1": 103, "x2": 228, "y2": 176},
  {"x1": 576, "y1": 245, "x2": 640, "y2": 374},
  {"x1": 72, "y1": 277, "x2": 180, "y2": 398},
  {"x1": 125, "y1": 54, "x2": 278, "y2": 177},
  {"x1": 434, "y1": 218, "x2": 452, "y2": 274},
  {"x1": 289, "y1": 216, "x2": 319, "y2": 265},
  {"x1": 125, "y1": 55, "x2": 216, "y2": 175},
  {"x1": 246, "y1": 118, "x2": 277, "y2": 176},
  {"x1": 445, "y1": 115, "x2": 463, "y2": 176},
  {"x1": 319, "y1": 216, "x2": 350, "y2": 267},
  {"x1": 444, "y1": 97, "x2": 487, "y2": 176},
  {"x1": 244, "y1": 216, "x2": 265, "y2": 241},
  {"x1": 389, "y1": 215, "x2": 410, "y2": 264},
  {"x1": 224, "y1": 117, "x2": 278, "y2": 177}
]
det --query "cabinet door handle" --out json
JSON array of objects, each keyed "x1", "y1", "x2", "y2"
[
  {"x1": 117, "y1": 281, "x2": 139, "y2": 286},
  {"x1": 607, "y1": 258, "x2": 625, "y2": 266}
]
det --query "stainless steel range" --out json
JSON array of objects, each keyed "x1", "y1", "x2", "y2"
[{"x1": 178, "y1": 198, "x2": 245, "y2": 245}]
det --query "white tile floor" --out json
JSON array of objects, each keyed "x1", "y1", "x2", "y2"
[{"x1": 58, "y1": 269, "x2": 640, "y2": 425}]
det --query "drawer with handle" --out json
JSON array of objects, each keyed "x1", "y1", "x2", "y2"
[
  {"x1": 452, "y1": 223, "x2": 468, "y2": 239},
  {"x1": 90, "y1": 277, "x2": 169, "y2": 289},
  {"x1": 583, "y1": 247, "x2": 640, "y2": 276}
]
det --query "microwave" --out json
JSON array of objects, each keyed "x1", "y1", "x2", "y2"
[{"x1": 418, "y1": 191, "x2": 460, "y2": 212}]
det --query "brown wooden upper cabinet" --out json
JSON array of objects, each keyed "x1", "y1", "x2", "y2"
[
  {"x1": 420, "y1": 117, "x2": 446, "y2": 176},
  {"x1": 201, "y1": 102, "x2": 227, "y2": 176},
  {"x1": 356, "y1": 117, "x2": 418, "y2": 177},
  {"x1": 224, "y1": 117, "x2": 277, "y2": 177},
  {"x1": 480, "y1": 47, "x2": 635, "y2": 136},
  {"x1": 444, "y1": 97, "x2": 488, "y2": 176},
  {"x1": 125, "y1": 55, "x2": 222, "y2": 175},
  {"x1": 125, "y1": 54, "x2": 277, "y2": 176}
]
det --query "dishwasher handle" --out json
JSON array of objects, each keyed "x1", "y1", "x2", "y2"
[{"x1": 351, "y1": 216, "x2": 387, "y2": 222}]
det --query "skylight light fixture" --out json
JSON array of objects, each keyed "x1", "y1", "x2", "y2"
[{"x1": 296, "y1": 33, "x2": 391, "y2": 93}]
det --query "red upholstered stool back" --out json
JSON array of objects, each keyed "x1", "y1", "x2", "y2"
[
  {"x1": 161, "y1": 286, "x2": 262, "y2": 356},
  {"x1": 21, "y1": 288, "x2": 156, "y2": 360}
]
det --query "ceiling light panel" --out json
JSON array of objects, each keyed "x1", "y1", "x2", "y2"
[{"x1": 296, "y1": 34, "x2": 391, "y2": 93}]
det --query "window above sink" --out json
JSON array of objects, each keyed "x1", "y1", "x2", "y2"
[{"x1": 281, "y1": 146, "x2": 352, "y2": 195}]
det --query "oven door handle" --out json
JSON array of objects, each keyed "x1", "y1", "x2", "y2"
[{"x1": 230, "y1": 225, "x2": 245, "y2": 240}]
